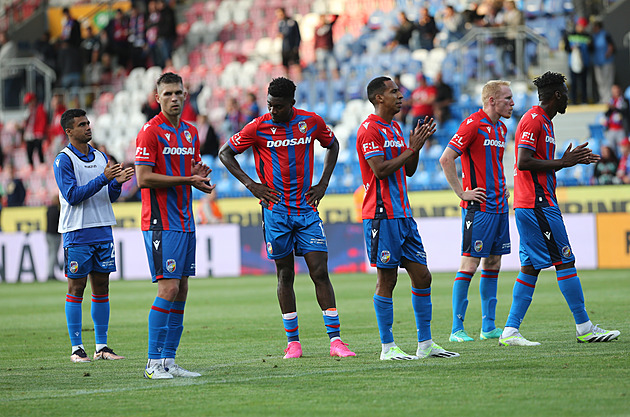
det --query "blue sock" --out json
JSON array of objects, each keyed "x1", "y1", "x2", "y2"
[
  {"x1": 373, "y1": 294, "x2": 394, "y2": 344},
  {"x1": 505, "y1": 272, "x2": 538, "y2": 329},
  {"x1": 148, "y1": 297, "x2": 172, "y2": 360},
  {"x1": 91, "y1": 294, "x2": 110, "y2": 346},
  {"x1": 412, "y1": 287, "x2": 432, "y2": 342},
  {"x1": 282, "y1": 312, "x2": 299, "y2": 342},
  {"x1": 480, "y1": 270, "x2": 499, "y2": 332},
  {"x1": 556, "y1": 268, "x2": 589, "y2": 324},
  {"x1": 162, "y1": 301, "x2": 185, "y2": 359},
  {"x1": 65, "y1": 293, "x2": 83, "y2": 346},
  {"x1": 323, "y1": 308, "x2": 341, "y2": 339},
  {"x1": 452, "y1": 271, "x2": 472, "y2": 333}
]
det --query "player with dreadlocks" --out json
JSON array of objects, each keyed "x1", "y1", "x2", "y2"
[{"x1": 498, "y1": 71, "x2": 620, "y2": 346}]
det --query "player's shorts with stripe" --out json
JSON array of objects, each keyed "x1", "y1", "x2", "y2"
[
  {"x1": 363, "y1": 217, "x2": 427, "y2": 269},
  {"x1": 262, "y1": 207, "x2": 328, "y2": 259},
  {"x1": 515, "y1": 206, "x2": 575, "y2": 270},
  {"x1": 142, "y1": 230, "x2": 196, "y2": 282},
  {"x1": 461, "y1": 208, "x2": 511, "y2": 257},
  {"x1": 64, "y1": 242, "x2": 116, "y2": 279}
]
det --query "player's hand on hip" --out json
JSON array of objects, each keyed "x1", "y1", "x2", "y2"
[
  {"x1": 115, "y1": 166, "x2": 135, "y2": 184},
  {"x1": 247, "y1": 182, "x2": 281, "y2": 207},
  {"x1": 104, "y1": 161, "x2": 123, "y2": 180},
  {"x1": 306, "y1": 184, "x2": 326, "y2": 207},
  {"x1": 191, "y1": 175, "x2": 216, "y2": 194},
  {"x1": 191, "y1": 159, "x2": 211, "y2": 177},
  {"x1": 461, "y1": 187, "x2": 486, "y2": 203},
  {"x1": 409, "y1": 116, "x2": 437, "y2": 152}
]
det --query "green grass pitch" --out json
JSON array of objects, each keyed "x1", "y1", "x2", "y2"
[{"x1": 1, "y1": 269, "x2": 628, "y2": 416}]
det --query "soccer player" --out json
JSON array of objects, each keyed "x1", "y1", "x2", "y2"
[
  {"x1": 135, "y1": 72, "x2": 215, "y2": 379},
  {"x1": 439, "y1": 80, "x2": 514, "y2": 342},
  {"x1": 219, "y1": 77, "x2": 355, "y2": 359},
  {"x1": 499, "y1": 71, "x2": 620, "y2": 346},
  {"x1": 357, "y1": 76, "x2": 459, "y2": 360},
  {"x1": 54, "y1": 108, "x2": 134, "y2": 363}
]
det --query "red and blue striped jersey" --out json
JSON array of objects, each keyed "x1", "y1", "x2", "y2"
[
  {"x1": 135, "y1": 112, "x2": 201, "y2": 231},
  {"x1": 514, "y1": 106, "x2": 558, "y2": 208},
  {"x1": 356, "y1": 114, "x2": 412, "y2": 219},
  {"x1": 228, "y1": 108, "x2": 336, "y2": 215},
  {"x1": 447, "y1": 109, "x2": 509, "y2": 214}
]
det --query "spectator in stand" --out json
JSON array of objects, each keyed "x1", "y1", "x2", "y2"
[
  {"x1": 564, "y1": 17, "x2": 592, "y2": 104},
  {"x1": 393, "y1": 74, "x2": 412, "y2": 125},
  {"x1": 591, "y1": 20, "x2": 615, "y2": 104},
  {"x1": 616, "y1": 137, "x2": 630, "y2": 184},
  {"x1": 436, "y1": 5, "x2": 465, "y2": 47},
  {"x1": 496, "y1": 0, "x2": 524, "y2": 76},
  {"x1": 314, "y1": 14, "x2": 339, "y2": 78},
  {"x1": 34, "y1": 31, "x2": 58, "y2": 71},
  {"x1": 604, "y1": 84, "x2": 629, "y2": 152},
  {"x1": 81, "y1": 26, "x2": 101, "y2": 66},
  {"x1": 146, "y1": 0, "x2": 161, "y2": 67},
  {"x1": 223, "y1": 97, "x2": 244, "y2": 138},
  {"x1": 5, "y1": 164, "x2": 26, "y2": 207},
  {"x1": 156, "y1": 0, "x2": 177, "y2": 68},
  {"x1": 0, "y1": 31, "x2": 20, "y2": 109},
  {"x1": 463, "y1": 2, "x2": 484, "y2": 30},
  {"x1": 417, "y1": 7, "x2": 438, "y2": 50},
  {"x1": 433, "y1": 72, "x2": 454, "y2": 124},
  {"x1": 46, "y1": 194, "x2": 62, "y2": 281},
  {"x1": 276, "y1": 8, "x2": 302, "y2": 79},
  {"x1": 107, "y1": 9, "x2": 130, "y2": 69},
  {"x1": 592, "y1": 145, "x2": 619, "y2": 185},
  {"x1": 243, "y1": 92, "x2": 260, "y2": 121},
  {"x1": 141, "y1": 88, "x2": 160, "y2": 121},
  {"x1": 197, "y1": 191, "x2": 223, "y2": 225},
  {"x1": 198, "y1": 116, "x2": 220, "y2": 158},
  {"x1": 388, "y1": 11, "x2": 417, "y2": 50},
  {"x1": 409, "y1": 73, "x2": 437, "y2": 127},
  {"x1": 48, "y1": 94, "x2": 67, "y2": 154},
  {"x1": 57, "y1": 40, "x2": 83, "y2": 91},
  {"x1": 61, "y1": 7, "x2": 82, "y2": 49},
  {"x1": 22, "y1": 92, "x2": 47, "y2": 167},
  {"x1": 127, "y1": 4, "x2": 147, "y2": 69}
]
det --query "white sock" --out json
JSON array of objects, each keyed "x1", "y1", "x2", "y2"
[
  {"x1": 95, "y1": 344, "x2": 107, "y2": 352},
  {"x1": 382, "y1": 342, "x2": 396, "y2": 353},
  {"x1": 418, "y1": 339, "x2": 433, "y2": 350},
  {"x1": 502, "y1": 326, "x2": 519, "y2": 337},
  {"x1": 576, "y1": 320, "x2": 592, "y2": 335},
  {"x1": 147, "y1": 358, "x2": 161, "y2": 367},
  {"x1": 163, "y1": 358, "x2": 175, "y2": 368},
  {"x1": 72, "y1": 344, "x2": 84, "y2": 354},
  {"x1": 330, "y1": 337, "x2": 341, "y2": 343}
]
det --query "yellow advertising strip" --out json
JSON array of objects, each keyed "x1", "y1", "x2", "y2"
[
  {"x1": 47, "y1": 2, "x2": 131, "y2": 40},
  {"x1": 596, "y1": 213, "x2": 630, "y2": 269},
  {"x1": 2, "y1": 185, "x2": 629, "y2": 232}
]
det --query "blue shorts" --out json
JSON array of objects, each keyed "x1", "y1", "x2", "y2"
[
  {"x1": 363, "y1": 217, "x2": 427, "y2": 269},
  {"x1": 262, "y1": 208, "x2": 328, "y2": 259},
  {"x1": 515, "y1": 206, "x2": 575, "y2": 270},
  {"x1": 64, "y1": 242, "x2": 116, "y2": 279},
  {"x1": 142, "y1": 230, "x2": 196, "y2": 282},
  {"x1": 461, "y1": 209, "x2": 511, "y2": 257}
]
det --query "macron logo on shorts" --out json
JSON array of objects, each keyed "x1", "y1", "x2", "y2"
[
  {"x1": 153, "y1": 240, "x2": 160, "y2": 250},
  {"x1": 372, "y1": 229, "x2": 378, "y2": 238}
]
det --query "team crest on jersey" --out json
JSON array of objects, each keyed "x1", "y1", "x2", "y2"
[
  {"x1": 184, "y1": 130, "x2": 192, "y2": 143},
  {"x1": 166, "y1": 259, "x2": 176, "y2": 273},
  {"x1": 298, "y1": 121, "x2": 307, "y2": 133},
  {"x1": 70, "y1": 261, "x2": 79, "y2": 273},
  {"x1": 474, "y1": 240, "x2": 483, "y2": 252},
  {"x1": 266, "y1": 242, "x2": 273, "y2": 255},
  {"x1": 562, "y1": 246, "x2": 572, "y2": 258},
  {"x1": 380, "y1": 250, "x2": 391, "y2": 264}
]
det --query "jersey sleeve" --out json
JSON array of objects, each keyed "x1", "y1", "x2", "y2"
[
  {"x1": 135, "y1": 123, "x2": 158, "y2": 166},
  {"x1": 357, "y1": 123, "x2": 384, "y2": 160},
  {"x1": 314, "y1": 114, "x2": 336, "y2": 148},
  {"x1": 447, "y1": 118, "x2": 478, "y2": 155},
  {"x1": 228, "y1": 118, "x2": 258, "y2": 154},
  {"x1": 516, "y1": 117, "x2": 540, "y2": 151}
]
